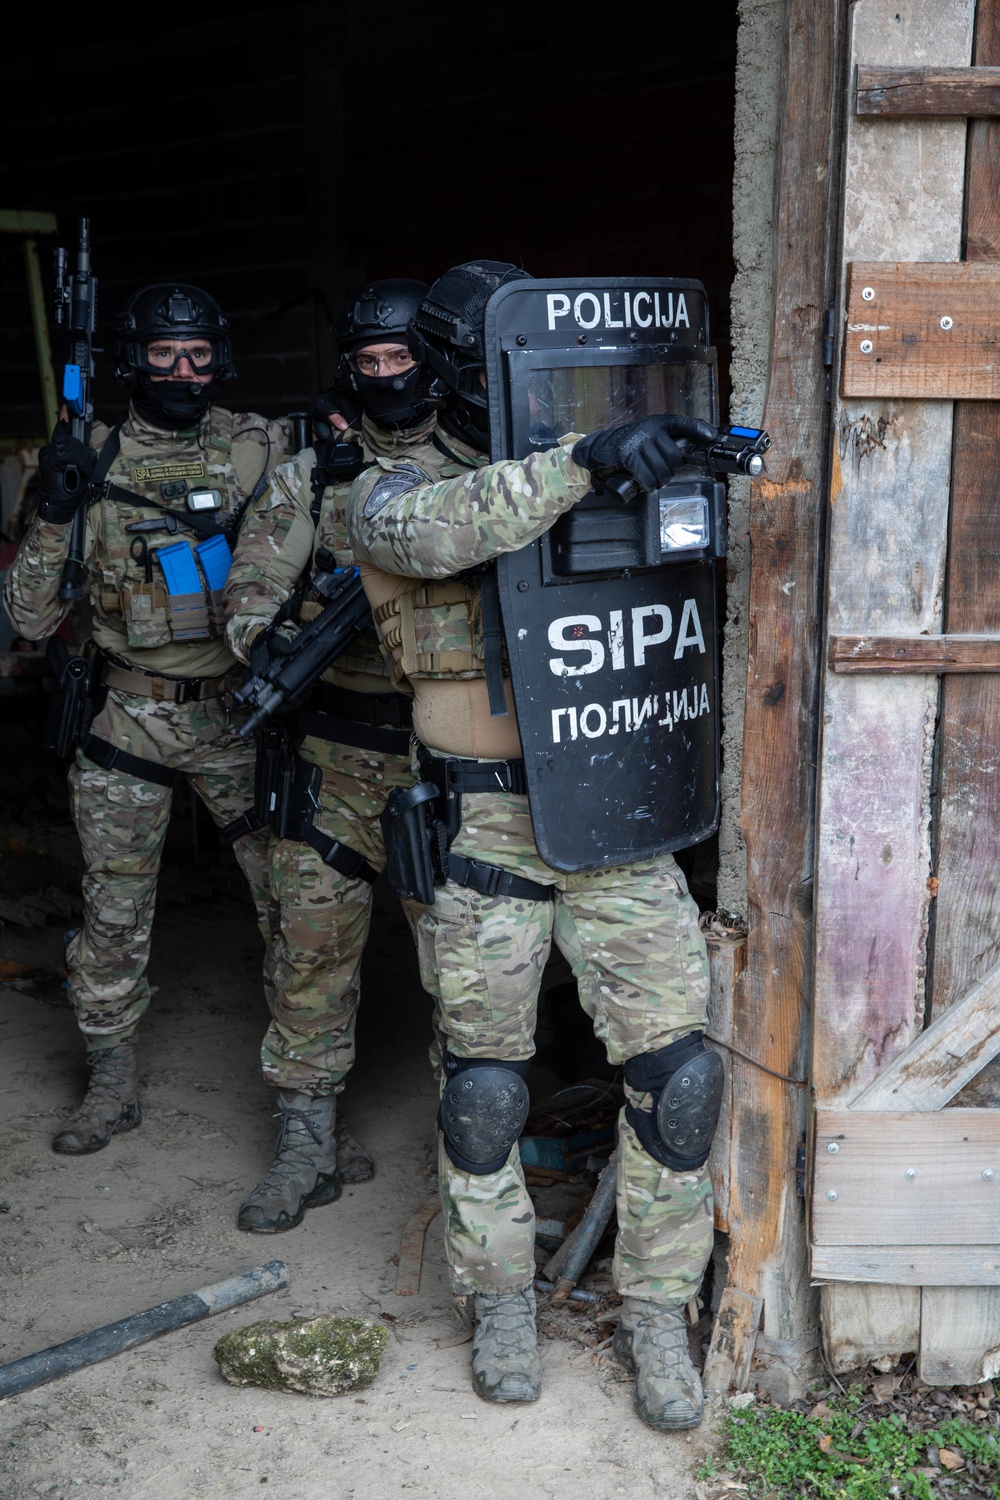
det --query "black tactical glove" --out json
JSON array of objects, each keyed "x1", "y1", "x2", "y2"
[
  {"x1": 37, "y1": 420, "x2": 98, "y2": 524},
  {"x1": 573, "y1": 415, "x2": 691, "y2": 496},
  {"x1": 314, "y1": 379, "x2": 362, "y2": 440},
  {"x1": 249, "y1": 629, "x2": 295, "y2": 681}
]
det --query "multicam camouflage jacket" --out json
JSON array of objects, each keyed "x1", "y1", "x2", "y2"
[
  {"x1": 224, "y1": 411, "x2": 443, "y2": 692},
  {"x1": 344, "y1": 429, "x2": 594, "y2": 758},
  {"x1": 346, "y1": 431, "x2": 591, "y2": 583},
  {"x1": 3, "y1": 405, "x2": 289, "y2": 679}
]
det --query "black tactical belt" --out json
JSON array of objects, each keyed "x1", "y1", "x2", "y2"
[
  {"x1": 446, "y1": 853, "x2": 553, "y2": 903},
  {"x1": 310, "y1": 682, "x2": 413, "y2": 729},
  {"x1": 294, "y1": 708, "x2": 412, "y2": 757},
  {"x1": 80, "y1": 733, "x2": 179, "y2": 789},
  {"x1": 420, "y1": 752, "x2": 529, "y2": 798}
]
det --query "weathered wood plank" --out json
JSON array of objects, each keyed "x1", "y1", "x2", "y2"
[
  {"x1": 917, "y1": 0, "x2": 1000, "y2": 1388},
  {"x1": 812, "y1": 1245, "x2": 1000, "y2": 1284},
  {"x1": 848, "y1": 959, "x2": 1000, "y2": 1109},
  {"x1": 842, "y1": 261, "x2": 1000, "y2": 399},
  {"x1": 702, "y1": 1287, "x2": 763, "y2": 1394},
  {"x1": 704, "y1": 0, "x2": 841, "y2": 1396},
  {"x1": 822, "y1": 1282, "x2": 921, "y2": 1372},
  {"x1": 831, "y1": 633, "x2": 1000, "y2": 673},
  {"x1": 856, "y1": 64, "x2": 1000, "y2": 116},
  {"x1": 919, "y1": 1288, "x2": 1000, "y2": 1384},
  {"x1": 813, "y1": 0, "x2": 975, "y2": 1372},
  {"x1": 813, "y1": 1109, "x2": 1000, "y2": 1245},
  {"x1": 705, "y1": 931, "x2": 747, "y2": 1234}
]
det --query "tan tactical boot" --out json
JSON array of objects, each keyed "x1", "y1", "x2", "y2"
[
  {"x1": 613, "y1": 1297, "x2": 704, "y2": 1430},
  {"x1": 238, "y1": 1091, "x2": 341, "y2": 1233},
  {"x1": 471, "y1": 1287, "x2": 541, "y2": 1403},
  {"x1": 53, "y1": 1043, "x2": 141, "y2": 1155},
  {"x1": 335, "y1": 1117, "x2": 375, "y2": 1185}
]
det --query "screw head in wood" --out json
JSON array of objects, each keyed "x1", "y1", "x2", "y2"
[
  {"x1": 827, "y1": 1142, "x2": 840, "y2": 1154},
  {"x1": 860, "y1": 339, "x2": 874, "y2": 354},
  {"x1": 940, "y1": 316, "x2": 953, "y2": 330},
  {"x1": 984, "y1": 1169, "x2": 995, "y2": 1182},
  {"x1": 826, "y1": 1189, "x2": 839, "y2": 1201},
  {"x1": 861, "y1": 286, "x2": 875, "y2": 301},
  {"x1": 905, "y1": 1168, "x2": 917, "y2": 1180}
]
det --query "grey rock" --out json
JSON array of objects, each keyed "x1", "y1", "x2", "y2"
[{"x1": 213, "y1": 1315, "x2": 389, "y2": 1396}]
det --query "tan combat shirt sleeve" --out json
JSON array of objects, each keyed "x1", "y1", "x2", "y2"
[
  {"x1": 346, "y1": 435, "x2": 592, "y2": 580},
  {"x1": 223, "y1": 448, "x2": 318, "y2": 663}
]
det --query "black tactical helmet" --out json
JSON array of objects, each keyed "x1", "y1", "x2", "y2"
[
  {"x1": 114, "y1": 283, "x2": 235, "y2": 383},
  {"x1": 409, "y1": 261, "x2": 531, "y2": 407},
  {"x1": 333, "y1": 278, "x2": 428, "y2": 352},
  {"x1": 333, "y1": 277, "x2": 438, "y2": 431}
]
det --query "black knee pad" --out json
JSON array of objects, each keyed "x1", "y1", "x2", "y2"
[
  {"x1": 439, "y1": 1050, "x2": 531, "y2": 1176},
  {"x1": 624, "y1": 1031, "x2": 723, "y2": 1172}
]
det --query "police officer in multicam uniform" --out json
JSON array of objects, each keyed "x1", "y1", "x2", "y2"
[
  {"x1": 2, "y1": 283, "x2": 289, "y2": 1157},
  {"x1": 223, "y1": 278, "x2": 454, "y2": 1233},
  {"x1": 345, "y1": 262, "x2": 717, "y2": 1431}
]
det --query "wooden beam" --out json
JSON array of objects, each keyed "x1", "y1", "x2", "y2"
[
  {"x1": 705, "y1": 931, "x2": 747, "y2": 1234},
  {"x1": 856, "y1": 64, "x2": 1000, "y2": 116},
  {"x1": 918, "y1": 0, "x2": 1000, "y2": 1387},
  {"x1": 831, "y1": 634, "x2": 1000, "y2": 673},
  {"x1": 813, "y1": 1245, "x2": 1000, "y2": 1285},
  {"x1": 702, "y1": 1288, "x2": 763, "y2": 1394},
  {"x1": 812, "y1": 0, "x2": 974, "y2": 1377},
  {"x1": 848, "y1": 958, "x2": 1000, "y2": 1110},
  {"x1": 842, "y1": 261, "x2": 1000, "y2": 400},
  {"x1": 813, "y1": 1109, "x2": 1000, "y2": 1246},
  {"x1": 920, "y1": 1288, "x2": 1000, "y2": 1384},
  {"x1": 703, "y1": 0, "x2": 842, "y2": 1396}
]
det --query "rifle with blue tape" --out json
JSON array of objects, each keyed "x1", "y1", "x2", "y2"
[
  {"x1": 53, "y1": 220, "x2": 97, "y2": 602},
  {"x1": 234, "y1": 554, "x2": 373, "y2": 738}
]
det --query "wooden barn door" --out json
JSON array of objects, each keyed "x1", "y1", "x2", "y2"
[{"x1": 812, "y1": 0, "x2": 1000, "y2": 1383}]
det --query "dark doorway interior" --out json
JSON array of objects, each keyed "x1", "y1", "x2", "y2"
[{"x1": 0, "y1": 3, "x2": 736, "y2": 435}]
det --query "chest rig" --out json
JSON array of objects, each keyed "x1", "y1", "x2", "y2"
[
  {"x1": 364, "y1": 449, "x2": 505, "y2": 703},
  {"x1": 294, "y1": 432, "x2": 391, "y2": 683},
  {"x1": 93, "y1": 408, "x2": 261, "y2": 649}
]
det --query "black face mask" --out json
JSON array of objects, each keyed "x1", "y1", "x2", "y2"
[
  {"x1": 439, "y1": 396, "x2": 490, "y2": 453},
  {"x1": 132, "y1": 372, "x2": 214, "y2": 429},
  {"x1": 352, "y1": 365, "x2": 432, "y2": 430}
]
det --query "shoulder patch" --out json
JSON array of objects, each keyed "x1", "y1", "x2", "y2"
[{"x1": 363, "y1": 462, "x2": 430, "y2": 518}]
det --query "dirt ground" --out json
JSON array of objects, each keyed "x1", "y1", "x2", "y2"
[{"x1": 0, "y1": 751, "x2": 726, "y2": 1500}]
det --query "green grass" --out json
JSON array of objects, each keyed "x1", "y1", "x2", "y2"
[{"x1": 698, "y1": 1387, "x2": 1000, "y2": 1499}]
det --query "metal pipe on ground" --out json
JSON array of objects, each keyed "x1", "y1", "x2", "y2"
[
  {"x1": 0, "y1": 1260, "x2": 289, "y2": 1400},
  {"x1": 542, "y1": 1152, "x2": 618, "y2": 1307}
]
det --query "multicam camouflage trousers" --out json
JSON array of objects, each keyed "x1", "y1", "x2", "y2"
[
  {"x1": 263, "y1": 738, "x2": 418, "y2": 1096},
  {"x1": 67, "y1": 688, "x2": 276, "y2": 1050},
  {"x1": 416, "y1": 772, "x2": 714, "y2": 1310}
]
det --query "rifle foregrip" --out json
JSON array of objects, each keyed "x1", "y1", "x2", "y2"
[{"x1": 57, "y1": 507, "x2": 88, "y2": 601}]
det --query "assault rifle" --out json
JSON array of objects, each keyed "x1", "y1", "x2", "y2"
[
  {"x1": 53, "y1": 218, "x2": 98, "y2": 601},
  {"x1": 234, "y1": 561, "x2": 373, "y2": 738}
]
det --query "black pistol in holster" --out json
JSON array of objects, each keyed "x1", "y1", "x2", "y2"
[
  {"x1": 380, "y1": 751, "x2": 471, "y2": 905},
  {"x1": 43, "y1": 636, "x2": 97, "y2": 758},
  {"x1": 234, "y1": 560, "x2": 373, "y2": 738}
]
